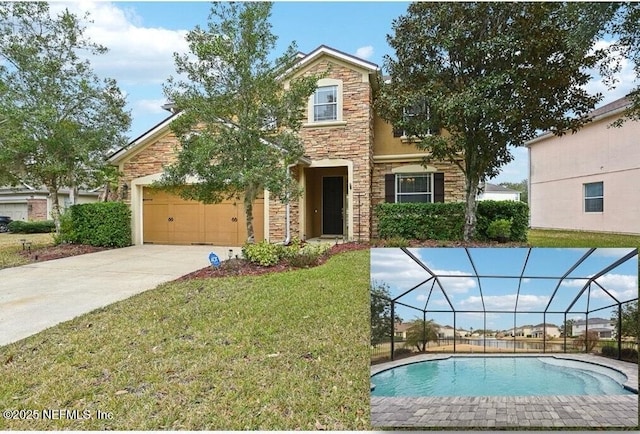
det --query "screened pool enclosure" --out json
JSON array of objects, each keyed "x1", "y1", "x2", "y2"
[{"x1": 370, "y1": 248, "x2": 638, "y2": 361}]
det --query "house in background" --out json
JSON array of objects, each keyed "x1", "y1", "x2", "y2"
[
  {"x1": 0, "y1": 184, "x2": 99, "y2": 221},
  {"x1": 527, "y1": 96, "x2": 640, "y2": 234},
  {"x1": 477, "y1": 182, "x2": 521, "y2": 202},
  {"x1": 573, "y1": 317, "x2": 616, "y2": 339},
  {"x1": 109, "y1": 45, "x2": 466, "y2": 246},
  {"x1": 531, "y1": 323, "x2": 560, "y2": 339}
]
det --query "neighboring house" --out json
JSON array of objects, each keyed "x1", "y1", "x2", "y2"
[
  {"x1": 573, "y1": 317, "x2": 616, "y2": 339},
  {"x1": 109, "y1": 45, "x2": 466, "y2": 246},
  {"x1": 507, "y1": 325, "x2": 533, "y2": 337},
  {"x1": 477, "y1": 182, "x2": 521, "y2": 201},
  {"x1": 531, "y1": 323, "x2": 560, "y2": 339},
  {"x1": 527, "y1": 96, "x2": 640, "y2": 234},
  {"x1": 394, "y1": 322, "x2": 411, "y2": 341},
  {"x1": 0, "y1": 184, "x2": 99, "y2": 221}
]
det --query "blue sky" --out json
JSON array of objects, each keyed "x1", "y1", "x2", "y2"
[
  {"x1": 371, "y1": 248, "x2": 638, "y2": 331},
  {"x1": 50, "y1": 1, "x2": 638, "y2": 184}
]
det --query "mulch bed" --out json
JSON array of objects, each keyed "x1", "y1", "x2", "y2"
[
  {"x1": 18, "y1": 244, "x2": 111, "y2": 262},
  {"x1": 174, "y1": 242, "x2": 370, "y2": 281}
]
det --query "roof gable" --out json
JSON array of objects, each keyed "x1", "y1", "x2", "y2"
[{"x1": 296, "y1": 45, "x2": 378, "y2": 73}]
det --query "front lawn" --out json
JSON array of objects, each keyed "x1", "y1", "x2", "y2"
[
  {"x1": 528, "y1": 229, "x2": 640, "y2": 248},
  {"x1": 0, "y1": 249, "x2": 370, "y2": 430},
  {"x1": 0, "y1": 233, "x2": 54, "y2": 269}
]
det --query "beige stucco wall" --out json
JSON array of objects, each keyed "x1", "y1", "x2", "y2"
[{"x1": 528, "y1": 115, "x2": 640, "y2": 234}]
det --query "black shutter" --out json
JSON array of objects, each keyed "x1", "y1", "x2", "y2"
[
  {"x1": 393, "y1": 126, "x2": 403, "y2": 138},
  {"x1": 433, "y1": 172, "x2": 445, "y2": 202},
  {"x1": 385, "y1": 174, "x2": 396, "y2": 203}
]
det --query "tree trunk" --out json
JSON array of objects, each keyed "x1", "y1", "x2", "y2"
[
  {"x1": 243, "y1": 185, "x2": 258, "y2": 244},
  {"x1": 463, "y1": 176, "x2": 480, "y2": 241},
  {"x1": 49, "y1": 187, "x2": 62, "y2": 235}
]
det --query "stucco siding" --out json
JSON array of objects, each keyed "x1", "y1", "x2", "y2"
[{"x1": 529, "y1": 111, "x2": 640, "y2": 234}]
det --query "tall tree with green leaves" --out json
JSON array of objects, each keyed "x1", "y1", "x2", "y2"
[
  {"x1": 612, "y1": 2, "x2": 640, "y2": 123},
  {"x1": 161, "y1": 2, "x2": 319, "y2": 243},
  {"x1": 370, "y1": 281, "x2": 400, "y2": 346},
  {"x1": 612, "y1": 301, "x2": 639, "y2": 345},
  {"x1": 376, "y1": 2, "x2": 615, "y2": 241},
  {"x1": 0, "y1": 2, "x2": 131, "y2": 229}
]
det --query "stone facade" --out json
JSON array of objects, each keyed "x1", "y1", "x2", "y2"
[{"x1": 119, "y1": 131, "x2": 180, "y2": 203}]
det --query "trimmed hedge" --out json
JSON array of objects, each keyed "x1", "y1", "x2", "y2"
[
  {"x1": 376, "y1": 200, "x2": 528, "y2": 242},
  {"x1": 7, "y1": 220, "x2": 55, "y2": 233},
  {"x1": 62, "y1": 202, "x2": 131, "y2": 248}
]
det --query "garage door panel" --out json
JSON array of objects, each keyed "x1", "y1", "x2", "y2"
[
  {"x1": 143, "y1": 203, "x2": 169, "y2": 244},
  {"x1": 142, "y1": 187, "x2": 264, "y2": 246},
  {"x1": 0, "y1": 203, "x2": 28, "y2": 221}
]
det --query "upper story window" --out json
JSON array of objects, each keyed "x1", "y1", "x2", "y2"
[
  {"x1": 306, "y1": 78, "x2": 345, "y2": 126},
  {"x1": 313, "y1": 86, "x2": 337, "y2": 121},
  {"x1": 393, "y1": 100, "x2": 439, "y2": 138},
  {"x1": 584, "y1": 181, "x2": 603, "y2": 212}
]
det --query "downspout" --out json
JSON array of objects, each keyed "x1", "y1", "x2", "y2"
[{"x1": 283, "y1": 163, "x2": 297, "y2": 245}]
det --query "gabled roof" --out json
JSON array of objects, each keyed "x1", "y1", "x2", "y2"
[
  {"x1": 483, "y1": 183, "x2": 520, "y2": 194},
  {"x1": 296, "y1": 45, "x2": 378, "y2": 73},
  {"x1": 526, "y1": 96, "x2": 634, "y2": 147}
]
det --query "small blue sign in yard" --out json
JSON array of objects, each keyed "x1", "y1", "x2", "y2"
[{"x1": 209, "y1": 252, "x2": 221, "y2": 268}]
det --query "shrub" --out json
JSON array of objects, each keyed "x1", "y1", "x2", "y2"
[
  {"x1": 573, "y1": 331, "x2": 600, "y2": 352},
  {"x1": 375, "y1": 200, "x2": 528, "y2": 242},
  {"x1": 7, "y1": 220, "x2": 55, "y2": 234},
  {"x1": 393, "y1": 347, "x2": 413, "y2": 358},
  {"x1": 600, "y1": 345, "x2": 617, "y2": 357},
  {"x1": 242, "y1": 240, "x2": 283, "y2": 266},
  {"x1": 486, "y1": 218, "x2": 512, "y2": 241},
  {"x1": 62, "y1": 202, "x2": 131, "y2": 247},
  {"x1": 620, "y1": 347, "x2": 638, "y2": 363},
  {"x1": 287, "y1": 243, "x2": 331, "y2": 268}
]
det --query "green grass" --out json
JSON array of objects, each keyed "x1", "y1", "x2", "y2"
[
  {"x1": 0, "y1": 249, "x2": 370, "y2": 430},
  {"x1": 0, "y1": 233, "x2": 54, "y2": 269},
  {"x1": 528, "y1": 229, "x2": 640, "y2": 248}
]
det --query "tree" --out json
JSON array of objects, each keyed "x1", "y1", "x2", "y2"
[
  {"x1": 560, "y1": 318, "x2": 575, "y2": 338},
  {"x1": 611, "y1": 3, "x2": 640, "y2": 123},
  {"x1": 0, "y1": 2, "x2": 131, "y2": 229},
  {"x1": 612, "y1": 301, "x2": 639, "y2": 344},
  {"x1": 161, "y1": 2, "x2": 319, "y2": 243},
  {"x1": 573, "y1": 330, "x2": 600, "y2": 353},
  {"x1": 405, "y1": 318, "x2": 438, "y2": 352},
  {"x1": 370, "y1": 281, "x2": 400, "y2": 346},
  {"x1": 376, "y1": 2, "x2": 614, "y2": 240}
]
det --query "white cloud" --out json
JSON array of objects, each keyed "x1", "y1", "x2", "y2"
[
  {"x1": 583, "y1": 39, "x2": 638, "y2": 105},
  {"x1": 51, "y1": 2, "x2": 189, "y2": 90},
  {"x1": 136, "y1": 98, "x2": 171, "y2": 115},
  {"x1": 592, "y1": 273, "x2": 638, "y2": 301},
  {"x1": 355, "y1": 45, "x2": 374, "y2": 60},
  {"x1": 459, "y1": 294, "x2": 549, "y2": 311}
]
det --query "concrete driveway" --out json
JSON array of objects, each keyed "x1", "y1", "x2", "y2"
[{"x1": 0, "y1": 244, "x2": 241, "y2": 347}]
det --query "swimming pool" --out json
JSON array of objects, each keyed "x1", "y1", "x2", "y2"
[{"x1": 371, "y1": 356, "x2": 634, "y2": 397}]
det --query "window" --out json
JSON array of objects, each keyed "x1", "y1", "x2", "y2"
[
  {"x1": 584, "y1": 182, "x2": 603, "y2": 212},
  {"x1": 384, "y1": 170, "x2": 445, "y2": 203},
  {"x1": 396, "y1": 173, "x2": 433, "y2": 203},
  {"x1": 393, "y1": 100, "x2": 438, "y2": 138},
  {"x1": 305, "y1": 78, "x2": 344, "y2": 126},
  {"x1": 313, "y1": 85, "x2": 337, "y2": 122}
]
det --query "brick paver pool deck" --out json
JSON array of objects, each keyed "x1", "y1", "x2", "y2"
[{"x1": 371, "y1": 353, "x2": 639, "y2": 428}]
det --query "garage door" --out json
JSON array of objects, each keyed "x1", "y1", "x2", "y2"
[
  {"x1": 0, "y1": 203, "x2": 28, "y2": 221},
  {"x1": 142, "y1": 188, "x2": 264, "y2": 246}
]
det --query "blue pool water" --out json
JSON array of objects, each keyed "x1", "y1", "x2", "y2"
[{"x1": 371, "y1": 357, "x2": 633, "y2": 397}]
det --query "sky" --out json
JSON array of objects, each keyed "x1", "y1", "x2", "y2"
[
  {"x1": 370, "y1": 248, "x2": 638, "y2": 332},
  {"x1": 48, "y1": 1, "x2": 638, "y2": 184}
]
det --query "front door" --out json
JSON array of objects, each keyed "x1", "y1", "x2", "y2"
[{"x1": 322, "y1": 176, "x2": 344, "y2": 235}]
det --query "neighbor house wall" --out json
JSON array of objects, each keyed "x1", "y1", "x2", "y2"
[{"x1": 529, "y1": 114, "x2": 640, "y2": 234}]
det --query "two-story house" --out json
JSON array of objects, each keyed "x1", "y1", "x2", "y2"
[
  {"x1": 109, "y1": 46, "x2": 466, "y2": 246},
  {"x1": 573, "y1": 317, "x2": 616, "y2": 339},
  {"x1": 526, "y1": 96, "x2": 640, "y2": 235}
]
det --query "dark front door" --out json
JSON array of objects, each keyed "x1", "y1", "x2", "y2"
[{"x1": 322, "y1": 176, "x2": 344, "y2": 235}]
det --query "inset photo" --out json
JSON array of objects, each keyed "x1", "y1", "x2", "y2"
[{"x1": 370, "y1": 247, "x2": 638, "y2": 429}]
